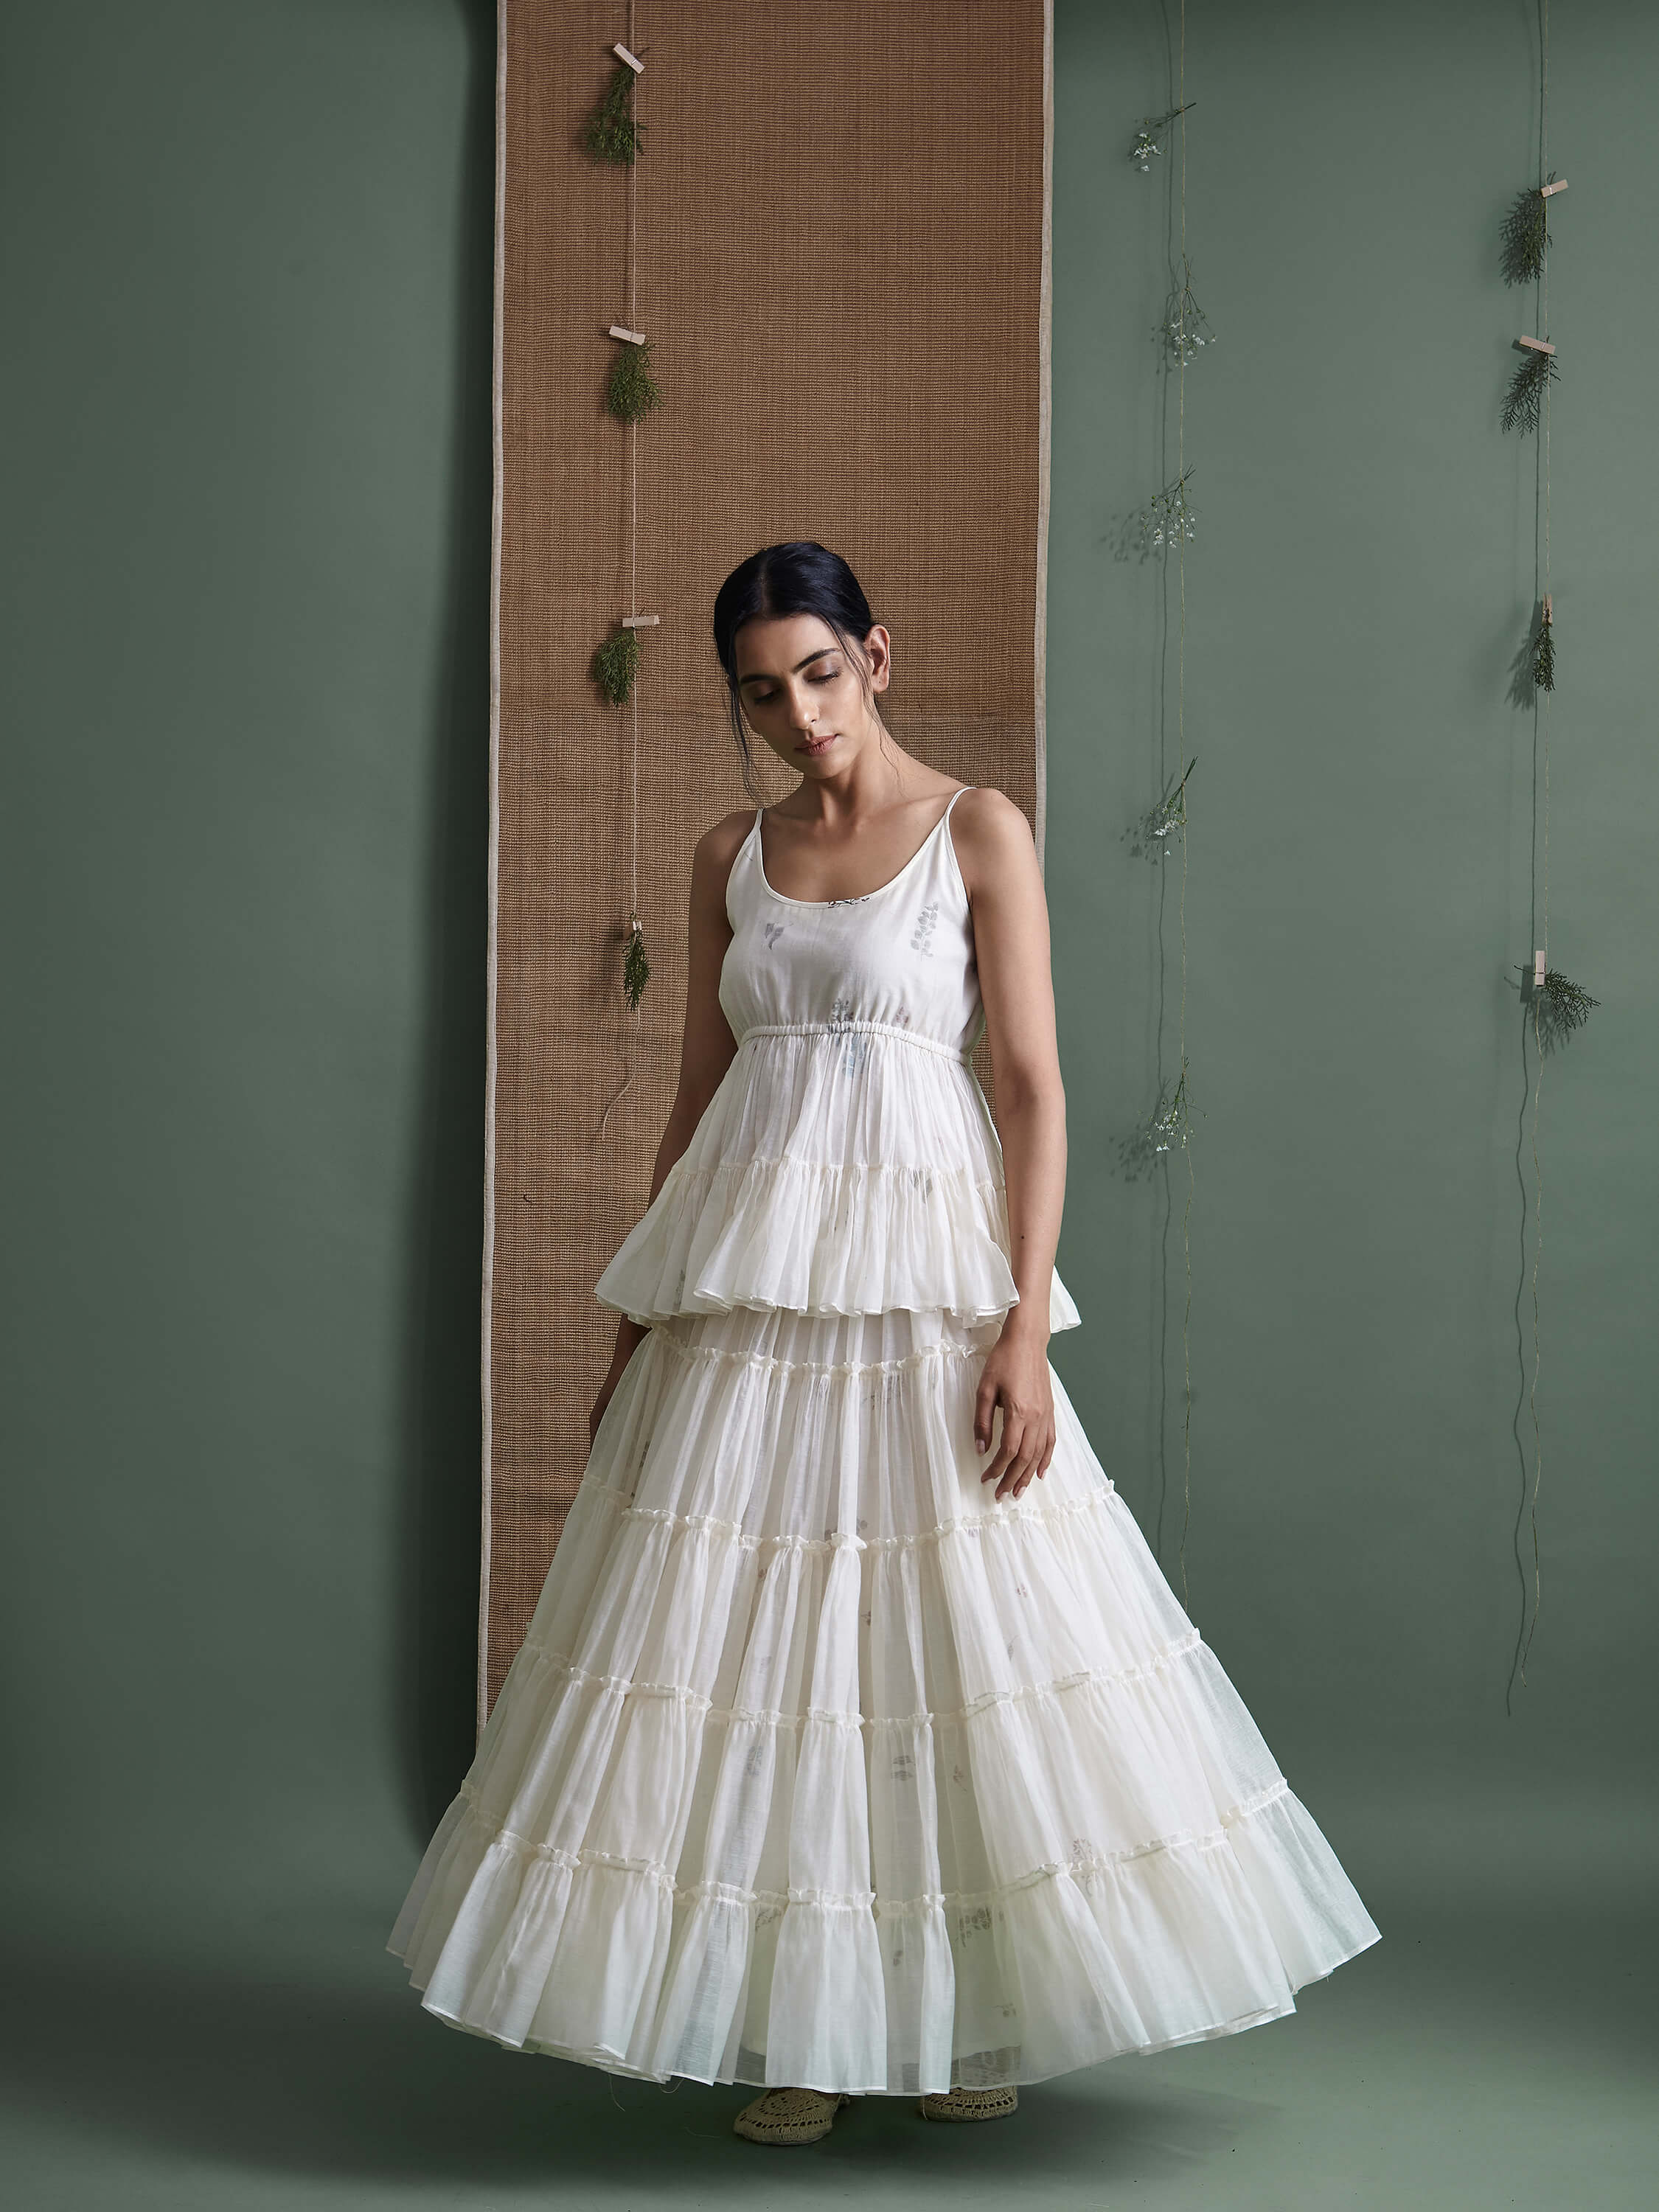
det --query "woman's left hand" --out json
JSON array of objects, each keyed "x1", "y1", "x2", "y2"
[{"x1": 973, "y1": 1326, "x2": 1057, "y2": 1502}]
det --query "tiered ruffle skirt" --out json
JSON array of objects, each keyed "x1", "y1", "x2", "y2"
[{"x1": 389, "y1": 1285, "x2": 1380, "y2": 2090}]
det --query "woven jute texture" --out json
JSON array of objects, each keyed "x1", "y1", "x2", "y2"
[{"x1": 481, "y1": 0, "x2": 1054, "y2": 1727}]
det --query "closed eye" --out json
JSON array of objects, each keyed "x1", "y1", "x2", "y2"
[{"x1": 745, "y1": 661, "x2": 840, "y2": 702}]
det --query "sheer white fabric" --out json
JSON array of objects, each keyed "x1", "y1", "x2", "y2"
[
  {"x1": 389, "y1": 792, "x2": 1379, "y2": 2092},
  {"x1": 593, "y1": 1027, "x2": 1082, "y2": 1332},
  {"x1": 596, "y1": 797, "x2": 1081, "y2": 1332}
]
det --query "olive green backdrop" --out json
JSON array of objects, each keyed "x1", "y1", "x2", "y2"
[{"x1": 1, "y1": 2, "x2": 1652, "y2": 2208}]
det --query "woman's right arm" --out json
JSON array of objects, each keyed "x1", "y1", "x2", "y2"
[{"x1": 588, "y1": 810, "x2": 753, "y2": 1438}]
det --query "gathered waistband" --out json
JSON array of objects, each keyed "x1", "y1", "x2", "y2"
[{"x1": 739, "y1": 1018, "x2": 975, "y2": 1064}]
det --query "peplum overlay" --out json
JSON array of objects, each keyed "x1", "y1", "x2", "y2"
[
  {"x1": 389, "y1": 787, "x2": 1379, "y2": 2093},
  {"x1": 594, "y1": 1022, "x2": 1082, "y2": 1332}
]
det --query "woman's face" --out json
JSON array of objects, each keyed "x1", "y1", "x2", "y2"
[{"x1": 731, "y1": 613, "x2": 891, "y2": 778}]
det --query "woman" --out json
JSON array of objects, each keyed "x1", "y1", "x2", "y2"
[{"x1": 389, "y1": 542, "x2": 1380, "y2": 2146}]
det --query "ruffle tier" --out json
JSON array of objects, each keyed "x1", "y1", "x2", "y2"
[
  {"x1": 389, "y1": 1307, "x2": 1379, "y2": 2093},
  {"x1": 593, "y1": 1026, "x2": 1082, "y2": 1332}
]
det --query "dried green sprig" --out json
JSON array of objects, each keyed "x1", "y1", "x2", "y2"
[
  {"x1": 1517, "y1": 965, "x2": 1599, "y2": 1054},
  {"x1": 1127, "y1": 757, "x2": 1196, "y2": 860},
  {"x1": 590, "y1": 628, "x2": 640, "y2": 706},
  {"x1": 1531, "y1": 605, "x2": 1556, "y2": 693},
  {"x1": 606, "y1": 338, "x2": 662, "y2": 423},
  {"x1": 623, "y1": 914, "x2": 650, "y2": 1009},
  {"x1": 1117, "y1": 1062, "x2": 1194, "y2": 1181},
  {"x1": 1502, "y1": 345, "x2": 1558, "y2": 435},
  {"x1": 583, "y1": 60, "x2": 643, "y2": 164},
  {"x1": 1500, "y1": 178, "x2": 1556, "y2": 287}
]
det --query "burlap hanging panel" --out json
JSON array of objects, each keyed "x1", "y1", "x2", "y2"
[{"x1": 481, "y1": 0, "x2": 1054, "y2": 1726}]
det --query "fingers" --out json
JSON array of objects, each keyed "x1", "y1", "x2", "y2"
[
  {"x1": 973, "y1": 1374, "x2": 999, "y2": 1455},
  {"x1": 981, "y1": 1409, "x2": 1058, "y2": 1501},
  {"x1": 1016, "y1": 1426, "x2": 1057, "y2": 1499},
  {"x1": 995, "y1": 1433, "x2": 1043, "y2": 1501}
]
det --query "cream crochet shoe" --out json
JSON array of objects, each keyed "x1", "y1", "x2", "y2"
[
  {"x1": 732, "y1": 2086, "x2": 853, "y2": 2144},
  {"x1": 917, "y1": 2083, "x2": 1020, "y2": 2122}
]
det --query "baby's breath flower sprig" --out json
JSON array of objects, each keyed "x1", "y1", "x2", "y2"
[
  {"x1": 1162, "y1": 256, "x2": 1216, "y2": 366},
  {"x1": 1116, "y1": 1062, "x2": 1195, "y2": 1183},
  {"x1": 1127, "y1": 99, "x2": 1197, "y2": 173},
  {"x1": 1127, "y1": 757, "x2": 1197, "y2": 860},
  {"x1": 1133, "y1": 468, "x2": 1198, "y2": 558}
]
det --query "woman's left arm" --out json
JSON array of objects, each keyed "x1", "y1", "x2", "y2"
[{"x1": 953, "y1": 788, "x2": 1068, "y2": 1503}]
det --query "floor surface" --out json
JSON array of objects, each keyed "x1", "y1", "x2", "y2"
[{"x1": 3, "y1": 1795, "x2": 1652, "y2": 2211}]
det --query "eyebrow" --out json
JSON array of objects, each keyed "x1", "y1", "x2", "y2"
[{"x1": 736, "y1": 647, "x2": 841, "y2": 689}]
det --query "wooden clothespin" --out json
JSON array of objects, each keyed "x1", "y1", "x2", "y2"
[
  {"x1": 1533, "y1": 949, "x2": 1547, "y2": 992},
  {"x1": 621, "y1": 614, "x2": 660, "y2": 630},
  {"x1": 611, "y1": 42, "x2": 643, "y2": 72},
  {"x1": 608, "y1": 324, "x2": 647, "y2": 345},
  {"x1": 1540, "y1": 178, "x2": 1568, "y2": 198},
  {"x1": 1517, "y1": 334, "x2": 1556, "y2": 355}
]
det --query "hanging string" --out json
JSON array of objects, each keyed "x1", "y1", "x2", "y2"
[
  {"x1": 599, "y1": 0, "x2": 644, "y2": 1141},
  {"x1": 1174, "y1": 0, "x2": 1194, "y2": 1613},
  {"x1": 628, "y1": 0, "x2": 640, "y2": 944},
  {"x1": 1517, "y1": 0, "x2": 1551, "y2": 1688}
]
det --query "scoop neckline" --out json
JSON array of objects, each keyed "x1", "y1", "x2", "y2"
[{"x1": 753, "y1": 788, "x2": 970, "y2": 908}]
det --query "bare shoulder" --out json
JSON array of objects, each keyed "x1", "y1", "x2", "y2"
[
  {"x1": 693, "y1": 805, "x2": 757, "y2": 877},
  {"x1": 949, "y1": 785, "x2": 1039, "y2": 899},
  {"x1": 683, "y1": 807, "x2": 757, "y2": 926}
]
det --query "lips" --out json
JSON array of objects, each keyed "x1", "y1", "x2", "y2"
[{"x1": 798, "y1": 732, "x2": 837, "y2": 756}]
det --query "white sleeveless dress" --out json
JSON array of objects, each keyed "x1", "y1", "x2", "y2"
[{"x1": 388, "y1": 787, "x2": 1380, "y2": 2096}]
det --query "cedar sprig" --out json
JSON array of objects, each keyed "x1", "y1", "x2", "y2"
[
  {"x1": 583, "y1": 60, "x2": 643, "y2": 164},
  {"x1": 1502, "y1": 345, "x2": 1558, "y2": 435},
  {"x1": 623, "y1": 914, "x2": 650, "y2": 1009},
  {"x1": 606, "y1": 338, "x2": 662, "y2": 423},
  {"x1": 1500, "y1": 177, "x2": 1557, "y2": 287},
  {"x1": 1515, "y1": 965, "x2": 1599, "y2": 1054},
  {"x1": 590, "y1": 629, "x2": 640, "y2": 706},
  {"x1": 1531, "y1": 604, "x2": 1556, "y2": 693}
]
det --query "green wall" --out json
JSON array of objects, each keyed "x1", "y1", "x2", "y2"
[
  {"x1": 1048, "y1": 0, "x2": 1658, "y2": 1809},
  {"x1": 1, "y1": 0, "x2": 493, "y2": 1910},
  {"x1": 0, "y1": 5, "x2": 1653, "y2": 2202}
]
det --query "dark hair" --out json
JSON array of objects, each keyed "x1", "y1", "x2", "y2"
[{"x1": 712, "y1": 542, "x2": 884, "y2": 796}]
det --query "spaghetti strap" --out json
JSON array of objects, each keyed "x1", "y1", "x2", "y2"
[
  {"x1": 939, "y1": 784, "x2": 975, "y2": 846},
  {"x1": 936, "y1": 785, "x2": 974, "y2": 910}
]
